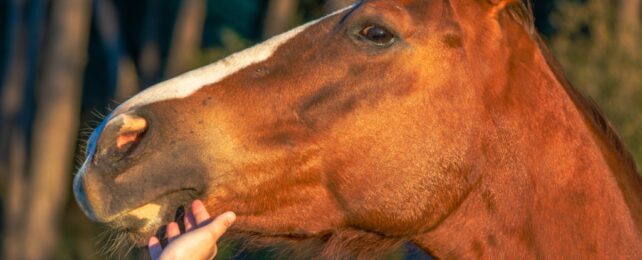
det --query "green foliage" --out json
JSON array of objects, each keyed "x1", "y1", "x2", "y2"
[{"x1": 549, "y1": 0, "x2": 642, "y2": 168}]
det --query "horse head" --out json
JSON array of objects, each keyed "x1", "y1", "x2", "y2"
[{"x1": 74, "y1": 0, "x2": 642, "y2": 258}]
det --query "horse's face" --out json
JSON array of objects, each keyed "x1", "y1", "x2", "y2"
[{"x1": 75, "y1": 0, "x2": 500, "y2": 247}]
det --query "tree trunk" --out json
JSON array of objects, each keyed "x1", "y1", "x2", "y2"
[
  {"x1": 95, "y1": 0, "x2": 121, "y2": 99},
  {"x1": 117, "y1": 56, "x2": 140, "y2": 102},
  {"x1": 263, "y1": 0, "x2": 298, "y2": 39},
  {"x1": 324, "y1": 0, "x2": 355, "y2": 13},
  {"x1": 165, "y1": 0, "x2": 207, "y2": 78},
  {"x1": 0, "y1": 0, "x2": 26, "y2": 163},
  {"x1": 95, "y1": 0, "x2": 139, "y2": 102},
  {"x1": 2, "y1": 132, "x2": 27, "y2": 260},
  {"x1": 139, "y1": 0, "x2": 162, "y2": 87},
  {"x1": 21, "y1": 0, "x2": 91, "y2": 258},
  {"x1": 1, "y1": 1, "x2": 28, "y2": 258},
  {"x1": 617, "y1": 0, "x2": 641, "y2": 54}
]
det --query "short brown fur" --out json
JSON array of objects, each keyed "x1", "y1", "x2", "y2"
[{"x1": 74, "y1": 0, "x2": 642, "y2": 259}]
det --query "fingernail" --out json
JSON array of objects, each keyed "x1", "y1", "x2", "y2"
[
  {"x1": 192, "y1": 200, "x2": 204, "y2": 210},
  {"x1": 148, "y1": 236, "x2": 159, "y2": 246},
  {"x1": 225, "y1": 211, "x2": 236, "y2": 224}
]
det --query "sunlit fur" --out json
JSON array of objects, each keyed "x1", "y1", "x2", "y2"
[{"x1": 75, "y1": 0, "x2": 642, "y2": 258}]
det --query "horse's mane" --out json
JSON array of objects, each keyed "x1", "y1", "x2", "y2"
[{"x1": 506, "y1": 0, "x2": 639, "y2": 174}]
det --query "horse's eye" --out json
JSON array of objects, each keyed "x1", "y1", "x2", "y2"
[{"x1": 360, "y1": 25, "x2": 395, "y2": 45}]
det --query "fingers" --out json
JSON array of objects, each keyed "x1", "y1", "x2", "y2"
[
  {"x1": 191, "y1": 200, "x2": 211, "y2": 225},
  {"x1": 148, "y1": 236, "x2": 162, "y2": 260},
  {"x1": 166, "y1": 222, "x2": 181, "y2": 243},
  {"x1": 147, "y1": 200, "x2": 235, "y2": 260},
  {"x1": 202, "y1": 211, "x2": 236, "y2": 242},
  {"x1": 184, "y1": 210, "x2": 196, "y2": 232}
]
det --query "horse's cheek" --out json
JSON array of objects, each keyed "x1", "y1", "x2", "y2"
[{"x1": 326, "y1": 156, "x2": 472, "y2": 235}]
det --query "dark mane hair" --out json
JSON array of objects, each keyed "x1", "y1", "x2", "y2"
[{"x1": 506, "y1": 0, "x2": 639, "y2": 174}]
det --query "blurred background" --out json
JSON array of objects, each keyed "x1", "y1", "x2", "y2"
[{"x1": 0, "y1": 0, "x2": 640, "y2": 259}]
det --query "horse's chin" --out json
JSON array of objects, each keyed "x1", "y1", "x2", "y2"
[
  {"x1": 127, "y1": 231, "x2": 155, "y2": 246},
  {"x1": 106, "y1": 191, "x2": 197, "y2": 247},
  {"x1": 109, "y1": 215, "x2": 170, "y2": 247},
  {"x1": 119, "y1": 210, "x2": 182, "y2": 247}
]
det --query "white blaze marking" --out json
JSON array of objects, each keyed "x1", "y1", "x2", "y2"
[{"x1": 115, "y1": 6, "x2": 354, "y2": 114}]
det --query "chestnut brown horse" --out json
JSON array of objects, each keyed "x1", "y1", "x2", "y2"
[{"x1": 73, "y1": 0, "x2": 642, "y2": 258}]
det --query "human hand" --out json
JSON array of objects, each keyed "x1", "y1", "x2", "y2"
[{"x1": 148, "y1": 200, "x2": 236, "y2": 260}]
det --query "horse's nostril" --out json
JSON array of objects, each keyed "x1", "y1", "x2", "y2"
[
  {"x1": 95, "y1": 112, "x2": 148, "y2": 163},
  {"x1": 115, "y1": 114, "x2": 148, "y2": 149}
]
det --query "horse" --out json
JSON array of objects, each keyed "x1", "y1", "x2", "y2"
[{"x1": 73, "y1": 0, "x2": 642, "y2": 258}]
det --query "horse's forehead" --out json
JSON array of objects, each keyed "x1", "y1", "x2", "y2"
[{"x1": 110, "y1": 6, "x2": 355, "y2": 117}]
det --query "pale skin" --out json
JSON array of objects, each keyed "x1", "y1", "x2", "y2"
[{"x1": 148, "y1": 200, "x2": 236, "y2": 260}]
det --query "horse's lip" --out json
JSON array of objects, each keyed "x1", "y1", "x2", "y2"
[
  {"x1": 126, "y1": 229, "x2": 156, "y2": 246},
  {"x1": 105, "y1": 187, "x2": 198, "y2": 218},
  {"x1": 101, "y1": 188, "x2": 199, "y2": 248},
  {"x1": 104, "y1": 187, "x2": 198, "y2": 234},
  {"x1": 123, "y1": 205, "x2": 188, "y2": 247}
]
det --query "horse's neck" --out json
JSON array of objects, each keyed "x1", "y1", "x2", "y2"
[{"x1": 413, "y1": 30, "x2": 642, "y2": 258}]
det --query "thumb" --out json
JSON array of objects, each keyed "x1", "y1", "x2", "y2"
[{"x1": 203, "y1": 211, "x2": 236, "y2": 242}]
